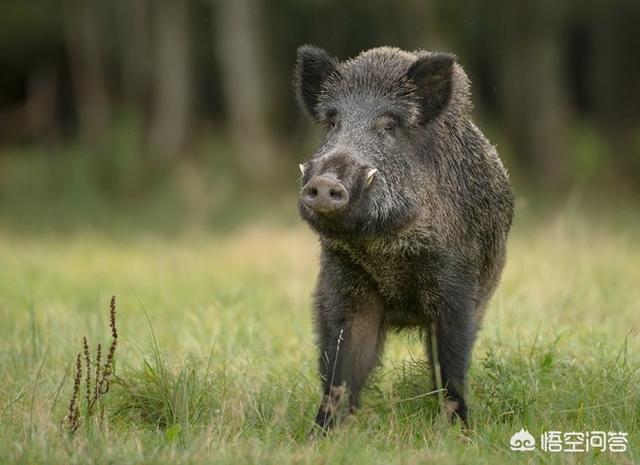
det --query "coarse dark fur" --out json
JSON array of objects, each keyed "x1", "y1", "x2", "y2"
[{"x1": 294, "y1": 45, "x2": 514, "y2": 430}]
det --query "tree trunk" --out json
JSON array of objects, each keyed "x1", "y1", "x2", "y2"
[
  {"x1": 25, "y1": 63, "x2": 59, "y2": 143},
  {"x1": 498, "y1": 0, "x2": 570, "y2": 187},
  {"x1": 213, "y1": 0, "x2": 280, "y2": 183},
  {"x1": 591, "y1": 0, "x2": 640, "y2": 190},
  {"x1": 148, "y1": 0, "x2": 192, "y2": 161},
  {"x1": 63, "y1": 0, "x2": 111, "y2": 144},
  {"x1": 114, "y1": 0, "x2": 152, "y2": 122}
]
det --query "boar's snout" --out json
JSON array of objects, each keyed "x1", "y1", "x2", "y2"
[{"x1": 301, "y1": 175, "x2": 349, "y2": 214}]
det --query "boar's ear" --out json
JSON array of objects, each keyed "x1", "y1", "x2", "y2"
[
  {"x1": 294, "y1": 45, "x2": 338, "y2": 119},
  {"x1": 407, "y1": 52, "x2": 456, "y2": 124}
]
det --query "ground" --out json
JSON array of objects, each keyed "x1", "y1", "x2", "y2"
[{"x1": 0, "y1": 205, "x2": 638, "y2": 465}]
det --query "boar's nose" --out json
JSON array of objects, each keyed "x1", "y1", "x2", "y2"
[{"x1": 301, "y1": 175, "x2": 349, "y2": 214}]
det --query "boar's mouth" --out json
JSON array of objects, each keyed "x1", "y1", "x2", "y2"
[
  {"x1": 298, "y1": 177, "x2": 419, "y2": 240},
  {"x1": 299, "y1": 202, "x2": 418, "y2": 241},
  {"x1": 299, "y1": 163, "x2": 377, "y2": 219},
  {"x1": 298, "y1": 198, "x2": 417, "y2": 241},
  {"x1": 297, "y1": 161, "x2": 419, "y2": 238}
]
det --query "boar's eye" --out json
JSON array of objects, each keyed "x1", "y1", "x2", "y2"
[
  {"x1": 376, "y1": 112, "x2": 402, "y2": 135},
  {"x1": 377, "y1": 116, "x2": 398, "y2": 136},
  {"x1": 324, "y1": 109, "x2": 338, "y2": 130}
]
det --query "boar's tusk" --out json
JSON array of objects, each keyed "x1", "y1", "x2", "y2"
[
  {"x1": 299, "y1": 163, "x2": 306, "y2": 175},
  {"x1": 365, "y1": 168, "x2": 378, "y2": 187}
]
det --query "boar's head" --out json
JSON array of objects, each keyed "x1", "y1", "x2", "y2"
[{"x1": 294, "y1": 45, "x2": 456, "y2": 239}]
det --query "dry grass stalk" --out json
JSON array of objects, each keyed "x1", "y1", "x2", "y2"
[
  {"x1": 83, "y1": 337, "x2": 92, "y2": 414},
  {"x1": 64, "y1": 296, "x2": 119, "y2": 434},
  {"x1": 66, "y1": 353, "x2": 82, "y2": 433}
]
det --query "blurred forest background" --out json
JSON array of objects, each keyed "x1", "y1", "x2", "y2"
[{"x1": 1, "y1": 0, "x2": 639, "y2": 233}]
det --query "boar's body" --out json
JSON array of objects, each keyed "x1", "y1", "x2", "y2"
[{"x1": 294, "y1": 46, "x2": 513, "y2": 429}]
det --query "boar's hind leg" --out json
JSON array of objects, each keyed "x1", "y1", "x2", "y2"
[
  {"x1": 427, "y1": 274, "x2": 478, "y2": 425},
  {"x1": 314, "y1": 290, "x2": 385, "y2": 431}
]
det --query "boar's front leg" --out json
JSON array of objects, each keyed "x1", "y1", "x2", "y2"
[
  {"x1": 313, "y1": 261, "x2": 385, "y2": 431},
  {"x1": 426, "y1": 267, "x2": 479, "y2": 425}
]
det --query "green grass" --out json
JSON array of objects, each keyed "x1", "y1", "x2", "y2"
[{"x1": 0, "y1": 205, "x2": 638, "y2": 464}]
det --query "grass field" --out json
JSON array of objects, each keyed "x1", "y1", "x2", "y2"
[{"x1": 1, "y1": 202, "x2": 638, "y2": 464}]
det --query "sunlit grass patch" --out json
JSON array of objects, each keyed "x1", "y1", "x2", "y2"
[{"x1": 0, "y1": 210, "x2": 638, "y2": 464}]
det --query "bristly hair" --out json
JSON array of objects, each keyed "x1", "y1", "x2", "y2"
[{"x1": 317, "y1": 47, "x2": 472, "y2": 126}]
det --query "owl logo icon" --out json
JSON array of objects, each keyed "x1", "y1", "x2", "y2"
[{"x1": 510, "y1": 429, "x2": 536, "y2": 451}]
